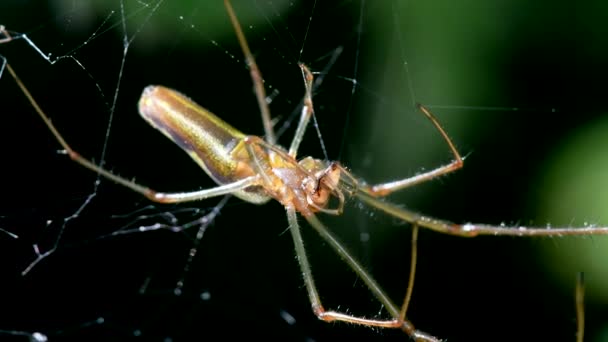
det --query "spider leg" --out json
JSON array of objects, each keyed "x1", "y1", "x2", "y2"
[
  {"x1": 287, "y1": 64, "x2": 315, "y2": 158},
  {"x1": 0, "y1": 25, "x2": 12, "y2": 44},
  {"x1": 364, "y1": 104, "x2": 463, "y2": 197},
  {"x1": 5, "y1": 62, "x2": 258, "y2": 204},
  {"x1": 224, "y1": 1, "x2": 315, "y2": 158},
  {"x1": 356, "y1": 191, "x2": 608, "y2": 237},
  {"x1": 224, "y1": 0, "x2": 276, "y2": 145},
  {"x1": 401, "y1": 224, "x2": 419, "y2": 319},
  {"x1": 575, "y1": 272, "x2": 585, "y2": 342},
  {"x1": 286, "y1": 208, "x2": 440, "y2": 341}
]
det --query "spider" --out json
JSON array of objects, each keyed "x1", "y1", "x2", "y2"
[{"x1": 1, "y1": 1, "x2": 606, "y2": 340}]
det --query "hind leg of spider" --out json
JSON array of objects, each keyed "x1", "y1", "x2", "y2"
[
  {"x1": 4, "y1": 62, "x2": 259, "y2": 204},
  {"x1": 364, "y1": 104, "x2": 463, "y2": 197},
  {"x1": 286, "y1": 208, "x2": 439, "y2": 341}
]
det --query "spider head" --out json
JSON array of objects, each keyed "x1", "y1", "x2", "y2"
[{"x1": 299, "y1": 158, "x2": 344, "y2": 215}]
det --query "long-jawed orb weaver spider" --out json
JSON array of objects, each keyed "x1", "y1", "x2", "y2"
[{"x1": 1, "y1": 1, "x2": 607, "y2": 341}]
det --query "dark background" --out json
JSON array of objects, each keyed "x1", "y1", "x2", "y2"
[{"x1": 1, "y1": 1, "x2": 608, "y2": 341}]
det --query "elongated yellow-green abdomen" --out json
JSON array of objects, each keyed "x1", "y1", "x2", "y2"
[{"x1": 138, "y1": 85, "x2": 247, "y2": 185}]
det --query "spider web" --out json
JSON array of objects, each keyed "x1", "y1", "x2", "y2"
[{"x1": 1, "y1": 1, "x2": 608, "y2": 341}]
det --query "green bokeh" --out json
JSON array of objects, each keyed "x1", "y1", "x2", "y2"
[{"x1": 537, "y1": 116, "x2": 608, "y2": 305}]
